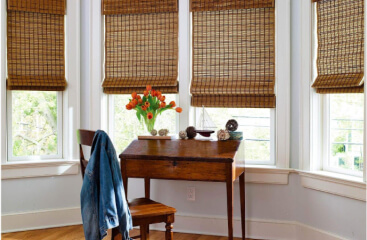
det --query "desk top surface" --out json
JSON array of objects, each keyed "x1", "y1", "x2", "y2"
[{"x1": 120, "y1": 139, "x2": 241, "y2": 163}]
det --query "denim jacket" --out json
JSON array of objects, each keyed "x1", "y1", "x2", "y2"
[{"x1": 80, "y1": 130, "x2": 132, "y2": 240}]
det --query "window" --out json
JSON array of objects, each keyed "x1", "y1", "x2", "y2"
[
  {"x1": 7, "y1": 91, "x2": 62, "y2": 161},
  {"x1": 109, "y1": 95, "x2": 178, "y2": 154},
  {"x1": 196, "y1": 108, "x2": 275, "y2": 165},
  {"x1": 5, "y1": 0, "x2": 67, "y2": 162},
  {"x1": 310, "y1": 0, "x2": 365, "y2": 177},
  {"x1": 323, "y1": 94, "x2": 364, "y2": 176}
]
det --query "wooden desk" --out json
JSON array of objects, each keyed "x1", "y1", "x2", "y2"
[{"x1": 120, "y1": 139, "x2": 245, "y2": 240}]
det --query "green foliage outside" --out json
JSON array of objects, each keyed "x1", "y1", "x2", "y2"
[
  {"x1": 11, "y1": 91, "x2": 58, "y2": 158},
  {"x1": 329, "y1": 94, "x2": 364, "y2": 172}
]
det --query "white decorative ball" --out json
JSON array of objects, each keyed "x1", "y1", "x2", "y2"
[
  {"x1": 179, "y1": 130, "x2": 187, "y2": 139},
  {"x1": 217, "y1": 129, "x2": 230, "y2": 141}
]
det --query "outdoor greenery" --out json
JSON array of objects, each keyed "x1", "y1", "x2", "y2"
[
  {"x1": 11, "y1": 91, "x2": 58, "y2": 158},
  {"x1": 329, "y1": 94, "x2": 364, "y2": 172}
]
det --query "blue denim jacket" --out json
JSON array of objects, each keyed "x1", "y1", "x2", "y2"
[{"x1": 80, "y1": 130, "x2": 132, "y2": 240}]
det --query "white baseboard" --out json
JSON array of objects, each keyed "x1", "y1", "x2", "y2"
[
  {"x1": 2, "y1": 208, "x2": 345, "y2": 240},
  {"x1": 1, "y1": 207, "x2": 82, "y2": 233}
]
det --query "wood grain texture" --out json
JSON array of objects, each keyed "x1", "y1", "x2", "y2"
[
  {"x1": 2, "y1": 225, "x2": 256, "y2": 240},
  {"x1": 126, "y1": 159, "x2": 227, "y2": 181},
  {"x1": 120, "y1": 139, "x2": 241, "y2": 162},
  {"x1": 120, "y1": 139, "x2": 245, "y2": 240}
]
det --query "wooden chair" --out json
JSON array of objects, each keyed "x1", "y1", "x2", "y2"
[{"x1": 77, "y1": 129, "x2": 176, "y2": 240}]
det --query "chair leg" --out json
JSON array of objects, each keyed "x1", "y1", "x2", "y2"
[
  {"x1": 140, "y1": 225, "x2": 149, "y2": 240},
  {"x1": 165, "y1": 223, "x2": 173, "y2": 240},
  {"x1": 111, "y1": 227, "x2": 121, "y2": 240}
]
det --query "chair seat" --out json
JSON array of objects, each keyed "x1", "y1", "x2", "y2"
[{"x1": 129, "y1": 198, "x2": 176, "y2": 219}]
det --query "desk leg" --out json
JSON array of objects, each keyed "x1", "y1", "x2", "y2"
[
  {"x1": 239, "y1": 172, "x2": 245, "y2": 240},
  {"x1": 226, "y1": 176, "x2": 234, "y2": 240}
]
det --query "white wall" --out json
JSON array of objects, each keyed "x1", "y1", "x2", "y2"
[{"x1": 1, "y1": 0, "x2": 366, "y2": 239}]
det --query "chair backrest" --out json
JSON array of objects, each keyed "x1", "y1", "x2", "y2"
[{"x1": 77, "y1": 129, "x2": 96, "y2": 179}]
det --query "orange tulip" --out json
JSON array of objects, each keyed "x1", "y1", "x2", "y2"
[
  {"x1": 138, "y1": 99, "x2": 143, "y2": 104},
  {"x1": 145, "y1": 101, "x2": 150, "y2": 107},
  {"x1": 146, "y1": 85, "x2": 152, "y2": 91},
  {"x1": 160, "y1": 102, "x2": 166, "y2": 108},
  {"x1": 147, "y1": 112, "x2": 153, "y2": 120},
  {"x1": 157, "y1": 91, "x2": 162, "y2": 97},
  {"x1": 169, "y1": 101, "x2": 176, "y2": 107},
  {"x1": 143, "y1": 90, "x2": 149, "y2": 97},
  {"x1": 159, "y1": 95, "x2": 166, "y2": 102},
  {"x1": 141, "y1": 105, "x2": 147, "y2": 111},
  {"x1": 126, "y1": 104, "x2": 133, "y2": 110},
  {"x1": 130, "y1": 99, "x2": 138, "y2": 108},
  {"x1": 151, "y1": 90, "x2": 156, "y2": 97},
  {"x1": 131, "y1": 92, "x2": 137, "y2": 99},
  {"x1": 176, "y1": 107, "x2": 182, "y2": 113},
  {"x1": 136, "y1": 95, "x2": 141, "y2": 99}
]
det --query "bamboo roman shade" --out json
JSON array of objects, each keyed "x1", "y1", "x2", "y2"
[
  {"x1": 7, "y1": 0, "x2": 67, "y2": 91},
  {"x1": 102, "y1": 0, "x2": 179, "y2": 94},
  {"x1": 312, "y1": 0, "x2": 364, "y2": 94},
  {"x1": 190, "y1": 0, "x2": 276, "y2": 108}
]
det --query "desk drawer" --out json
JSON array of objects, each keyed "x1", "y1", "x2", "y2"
[{"x1": 124, "y1": 159, "x2": 227, "y2": 182}]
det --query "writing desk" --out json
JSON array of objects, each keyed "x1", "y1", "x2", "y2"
[{"x1": 120, "y1": 139, "x2": 245, "y2": 240}]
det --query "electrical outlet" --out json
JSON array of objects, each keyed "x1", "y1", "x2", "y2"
[{"x1": 187, "y1": 187, "x2": 195, "y2": 201}]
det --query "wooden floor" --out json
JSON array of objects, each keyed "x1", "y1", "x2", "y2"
[{"x1": 1, "y1": 225, "x2": 254, "y2": 240}]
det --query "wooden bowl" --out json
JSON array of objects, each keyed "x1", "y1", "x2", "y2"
[{"x1": 195, "y1": 130, "x2": 215, "y2": 137}]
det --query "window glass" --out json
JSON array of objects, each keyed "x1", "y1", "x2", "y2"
[
  {"x1": 111, "y1": 94, "x2": 177, "y2": 154},
  {"x1": 200, "y1": 108, "x2": 273, "y2": 164},
  {"x1": 328, "y1": 94, "x2": 364, "y2": 174},
  {"x1": 10, "y1": 91, "x2": 60, "y2": 158}
]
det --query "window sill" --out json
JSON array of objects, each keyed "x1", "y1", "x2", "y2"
[
  {"x1": 1, "y1": 160, "x2": 80, "y2": 180},
  {"x1": 239, "y1": 165, "x2": 293, "y2": 185},
  {"x1": 298, "y1": 170, "x2": 366, "y2": 201}
]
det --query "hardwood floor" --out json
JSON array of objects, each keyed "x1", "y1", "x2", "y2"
[{"x1": 2, "y1": 225, "x2": 254, "y2": 240}]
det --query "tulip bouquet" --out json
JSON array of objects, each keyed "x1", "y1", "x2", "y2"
[{"x1": 126, "y1": 85, "x2": 182, "y2": 133}]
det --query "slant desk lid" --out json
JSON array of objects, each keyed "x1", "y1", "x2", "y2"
[{"x1": 120, "y1": 139, "x2": 241, "y2": 163}]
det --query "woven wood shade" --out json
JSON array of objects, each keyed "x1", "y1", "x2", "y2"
[
  {"x1": 191, "y1": 4, "x2": 275, "y2": 108},
  {"x1": 102, "y1": 0, "x2": 178, "y2": 15},
  {"x1": 7, "y1": 0, "x2": 66, "y2": 91},
  {"x1": 312, "y1": 0, "x2": 364, "y2": 94},
  {"x1": 7, "y1": 0, "x2": 66, "y2": 15},
  {"x1": 190, "y1": 0, "x2": 274, "y2": 12},
  {"x1": 103, "y1": 2, "x2": 179, "y2": 94}
]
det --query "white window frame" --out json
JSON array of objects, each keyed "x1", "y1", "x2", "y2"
[
  {"x1": 300, "y1": 0, "x2": 367, "y2": 181},
  {"x1": 321, "y1": 95, "x2": 364, "y2": 178},
  {"x1": 7, "y1": 91, "x2": 64, "y2": 161},
  {"x1": 1, "y1": 0, "x2": 81, "y2": 178},
  {"x1": 99, "y1": 0, "x2": 290, "y2": 169},
  {"x1": 194, "y1": 107, "x2": 276, "y2": 165}
]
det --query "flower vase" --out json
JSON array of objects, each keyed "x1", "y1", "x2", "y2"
[{"x1": 143, "y1": 115, "x2": 157, "y2": 133}]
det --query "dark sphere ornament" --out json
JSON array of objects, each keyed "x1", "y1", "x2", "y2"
[
  {"x1": 186, "y1": 126, "x2": 197, "y2": 139},
  {"x1": 226, "y1": 119, "x2": 238, "y2": 132}
]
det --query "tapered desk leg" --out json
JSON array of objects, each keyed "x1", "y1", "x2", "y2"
[
  {"x1": 226, "y1": 173, "x2": 234, "y2": 240},
  {"x1": 239, "y1": 172, "x2": 246, "y2": 239}
]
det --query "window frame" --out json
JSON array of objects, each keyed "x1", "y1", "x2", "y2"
[
  {"x1": 300, "y1": 0, "x2": 367, "y2": 181},
  {"x1": 321, "y1": 95, "x2": 364, "y2": 177},
  {"x1": 102, "y1": 0, "x2": 290, "y2": 169},
  {"x1": 194, "y1": 107, "x2": 276, "y2": 165},
  {"x1": 1, "y1": 0, "x2": 81, "y2": 172},
  {"x1": 6, "y1": 91, "x2": 64, "y2": 161}
]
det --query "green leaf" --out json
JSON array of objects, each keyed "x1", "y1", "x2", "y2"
[{"x1": 136, "y1": 111, "x2": 141, "y2": 121}]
